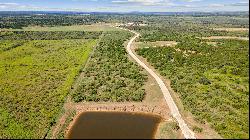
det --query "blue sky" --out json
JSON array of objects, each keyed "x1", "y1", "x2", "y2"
[{"x1": 0, "y1": 0, "x2": 249, "y2": 12}]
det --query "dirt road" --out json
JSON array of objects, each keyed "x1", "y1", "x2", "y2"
[{"x1": 120, "y1": 27, "x2": 196, "y2": 139}]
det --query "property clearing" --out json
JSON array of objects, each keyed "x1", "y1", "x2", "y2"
[
  {"x1": 202, "y1": 36, "x2": 249, "y2": 40},
  {"x1": 135, "y1": 41, "x2": 178, "y2": 48},
  {"x1": 213, "y1": 28, "x2": 249, "y2": 32},
  {"x1": 0, "y1": 23, "x2": 122, "y2": 32}
]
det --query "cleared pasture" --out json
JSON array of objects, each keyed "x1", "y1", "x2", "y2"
[
  {"x1": 0, "y1": 39, "x2": 97, "y2": 138},
  {"x1": 1, "y1": 24, "x2": 121, "y2": 32}
]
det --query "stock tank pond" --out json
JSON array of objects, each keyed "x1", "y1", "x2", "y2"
[{"x1": 66, "y1": 111, "x2": 163, "y2": 139}]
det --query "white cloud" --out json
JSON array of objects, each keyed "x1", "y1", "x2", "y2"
[
  {"x1": 209, "y1": 4, "x2": 224, "y2": 7},
  {"x1": 0, "y1": 3, "x2": 19, "y2": 9},
  {"x1": 112, "y1": 0, "x2": 174, "y2": 6},
  {"x1": 180, "y1": 0, "x2": 203, "y2": 2},
  {"x1": 71, "y1": 0, "x2": 100, "y2": 1},
  {"x1": 0, "y1": 2, "x2": 43, "y2": 10},
  {"x1": 181, "y1": 4, "x2": 196, "y2": 7},
  {"x1": 208, "y1": 1, "x2": 249, "y2": 8},
  {"x1": 0, "y1": 5, "x2": 6, "y2": 8},
  {"x1": 0, "y1": 3, "x2": 18, "y2": 5},
  {"x1": 227, "y1": 1, "x2": 249, "y2": 6}
]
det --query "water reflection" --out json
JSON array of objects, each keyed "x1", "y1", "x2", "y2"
[{"x1": 66, "y1": 111, "x2": 162, "y2": 139}]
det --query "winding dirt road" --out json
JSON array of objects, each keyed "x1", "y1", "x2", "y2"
[{"x1": 121, "y1": 27, "x2": 196, "y2": 139}]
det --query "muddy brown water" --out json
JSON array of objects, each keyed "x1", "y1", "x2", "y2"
[{"x1": 66, "y1": 111, "x2": 162, "y2": 139}]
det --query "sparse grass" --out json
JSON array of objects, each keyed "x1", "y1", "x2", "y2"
[
  {"x1": 56, "y1": 111, "x2": 76, "y2": 139},
  {"x1": 155, "y1": 121, "x2": 182, "y2": 139},
  {"x1": 192, "y1": 126, "x2": 203, "y2": 133}
]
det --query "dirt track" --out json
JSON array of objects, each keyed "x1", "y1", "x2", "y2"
[{"x1": 121, "y1": 27, "x2": 196, "y2": 139}]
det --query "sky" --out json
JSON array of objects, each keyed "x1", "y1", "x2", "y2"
[{"x1": 0, "y1": 0, "x2": 249, "y2": 12}]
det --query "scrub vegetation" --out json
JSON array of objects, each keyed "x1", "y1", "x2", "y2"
[
  {"x1": 72, "y1": 31, "x2": 147, "y2": 102},
  {"x1": 0, "y1": 11, "x2": 249, "y2": 139},
  {"x1": 136, "y1": 38, "x2": 249, "y2": 138},
  {"x1": 129, "y1": 13, "x2": 249, "y2": 139}
]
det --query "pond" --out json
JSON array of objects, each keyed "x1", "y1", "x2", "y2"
[{"x1": 66, "y1": 111, "x2": 162, "y2": 139}]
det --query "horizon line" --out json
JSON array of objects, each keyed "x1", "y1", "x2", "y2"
[{"x1": 0, "y1": 10, "x2": 249, "y2": 13}]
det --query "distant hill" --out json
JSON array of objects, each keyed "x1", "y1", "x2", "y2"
[{"x1": 0, "y1": 11, "x2": 249, "y2": 17}]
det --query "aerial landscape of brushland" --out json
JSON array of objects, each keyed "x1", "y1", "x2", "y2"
[
  {"x1": 129, "y1": 13, "x2": 249, "y2": 138},
  {"x1": 72, "y1": 31, "x2": 147, "y2": 102},
  {"x1": 0, "y1": 11, "x2": 249, "y2": 139}
]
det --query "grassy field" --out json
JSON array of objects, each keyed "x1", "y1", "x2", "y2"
[
  {"x1": 1, "y1": 24, "x2": 121, "y2": 32},
  {"x1": 0, "y1": 39, "x2": 97, "y2": 138},
  {"x1": 0, "y1": 31, "x2": 102, "y2": 40},
  {"x1": 136, "y1": 38, "x2": 249, "y2": 139}
]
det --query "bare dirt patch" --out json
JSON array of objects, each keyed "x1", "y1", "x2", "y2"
[
  {"x1": 202, "y1": 36, "x2": 249, "y2": 40},
  {"x1": 206, "y1": 42, "x2": 217, "y2": 46},
  {"x1": 135, "y1": 41, "x2": 178, "y2": 48},
  {"x1": 213, "y1": 28, "x2": 249, "y2": 32},
  {"x1": 150, "y1": 41, "x2": 178, "y2": 47},
  {"x1": 50, "y1": 97, "x2": 75, "y2": 139}
]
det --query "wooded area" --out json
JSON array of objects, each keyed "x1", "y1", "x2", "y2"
[{"x1": 72, "y1": 31, "x2": 147, "y2": 102}]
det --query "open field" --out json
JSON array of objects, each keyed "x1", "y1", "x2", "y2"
[
  {"x1": 0, "y1": 31, "x2": 102, "y2": 40},
  {"x1": 213, "y1": 28, "x2": 249, "y2": 32},
  {"x1": 128, "y1": 16, "x2": 249, "y2": 43},
  {"x1": 0, "y1": 38, "x2": 98, "y2": 138},
  {"x1": 136, "y1": 27, "x2": 248, "y2": 42},
  {"x1": 136, "y1": 38, "x2": 249, "y2": 139},
  {"x1": 0, "y1": 24, "x2": 121, "y2": 32}
]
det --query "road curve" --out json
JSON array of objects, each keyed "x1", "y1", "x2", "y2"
[{"x1": 121, "y1": 27, "x2": 196, "y2": 139}]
